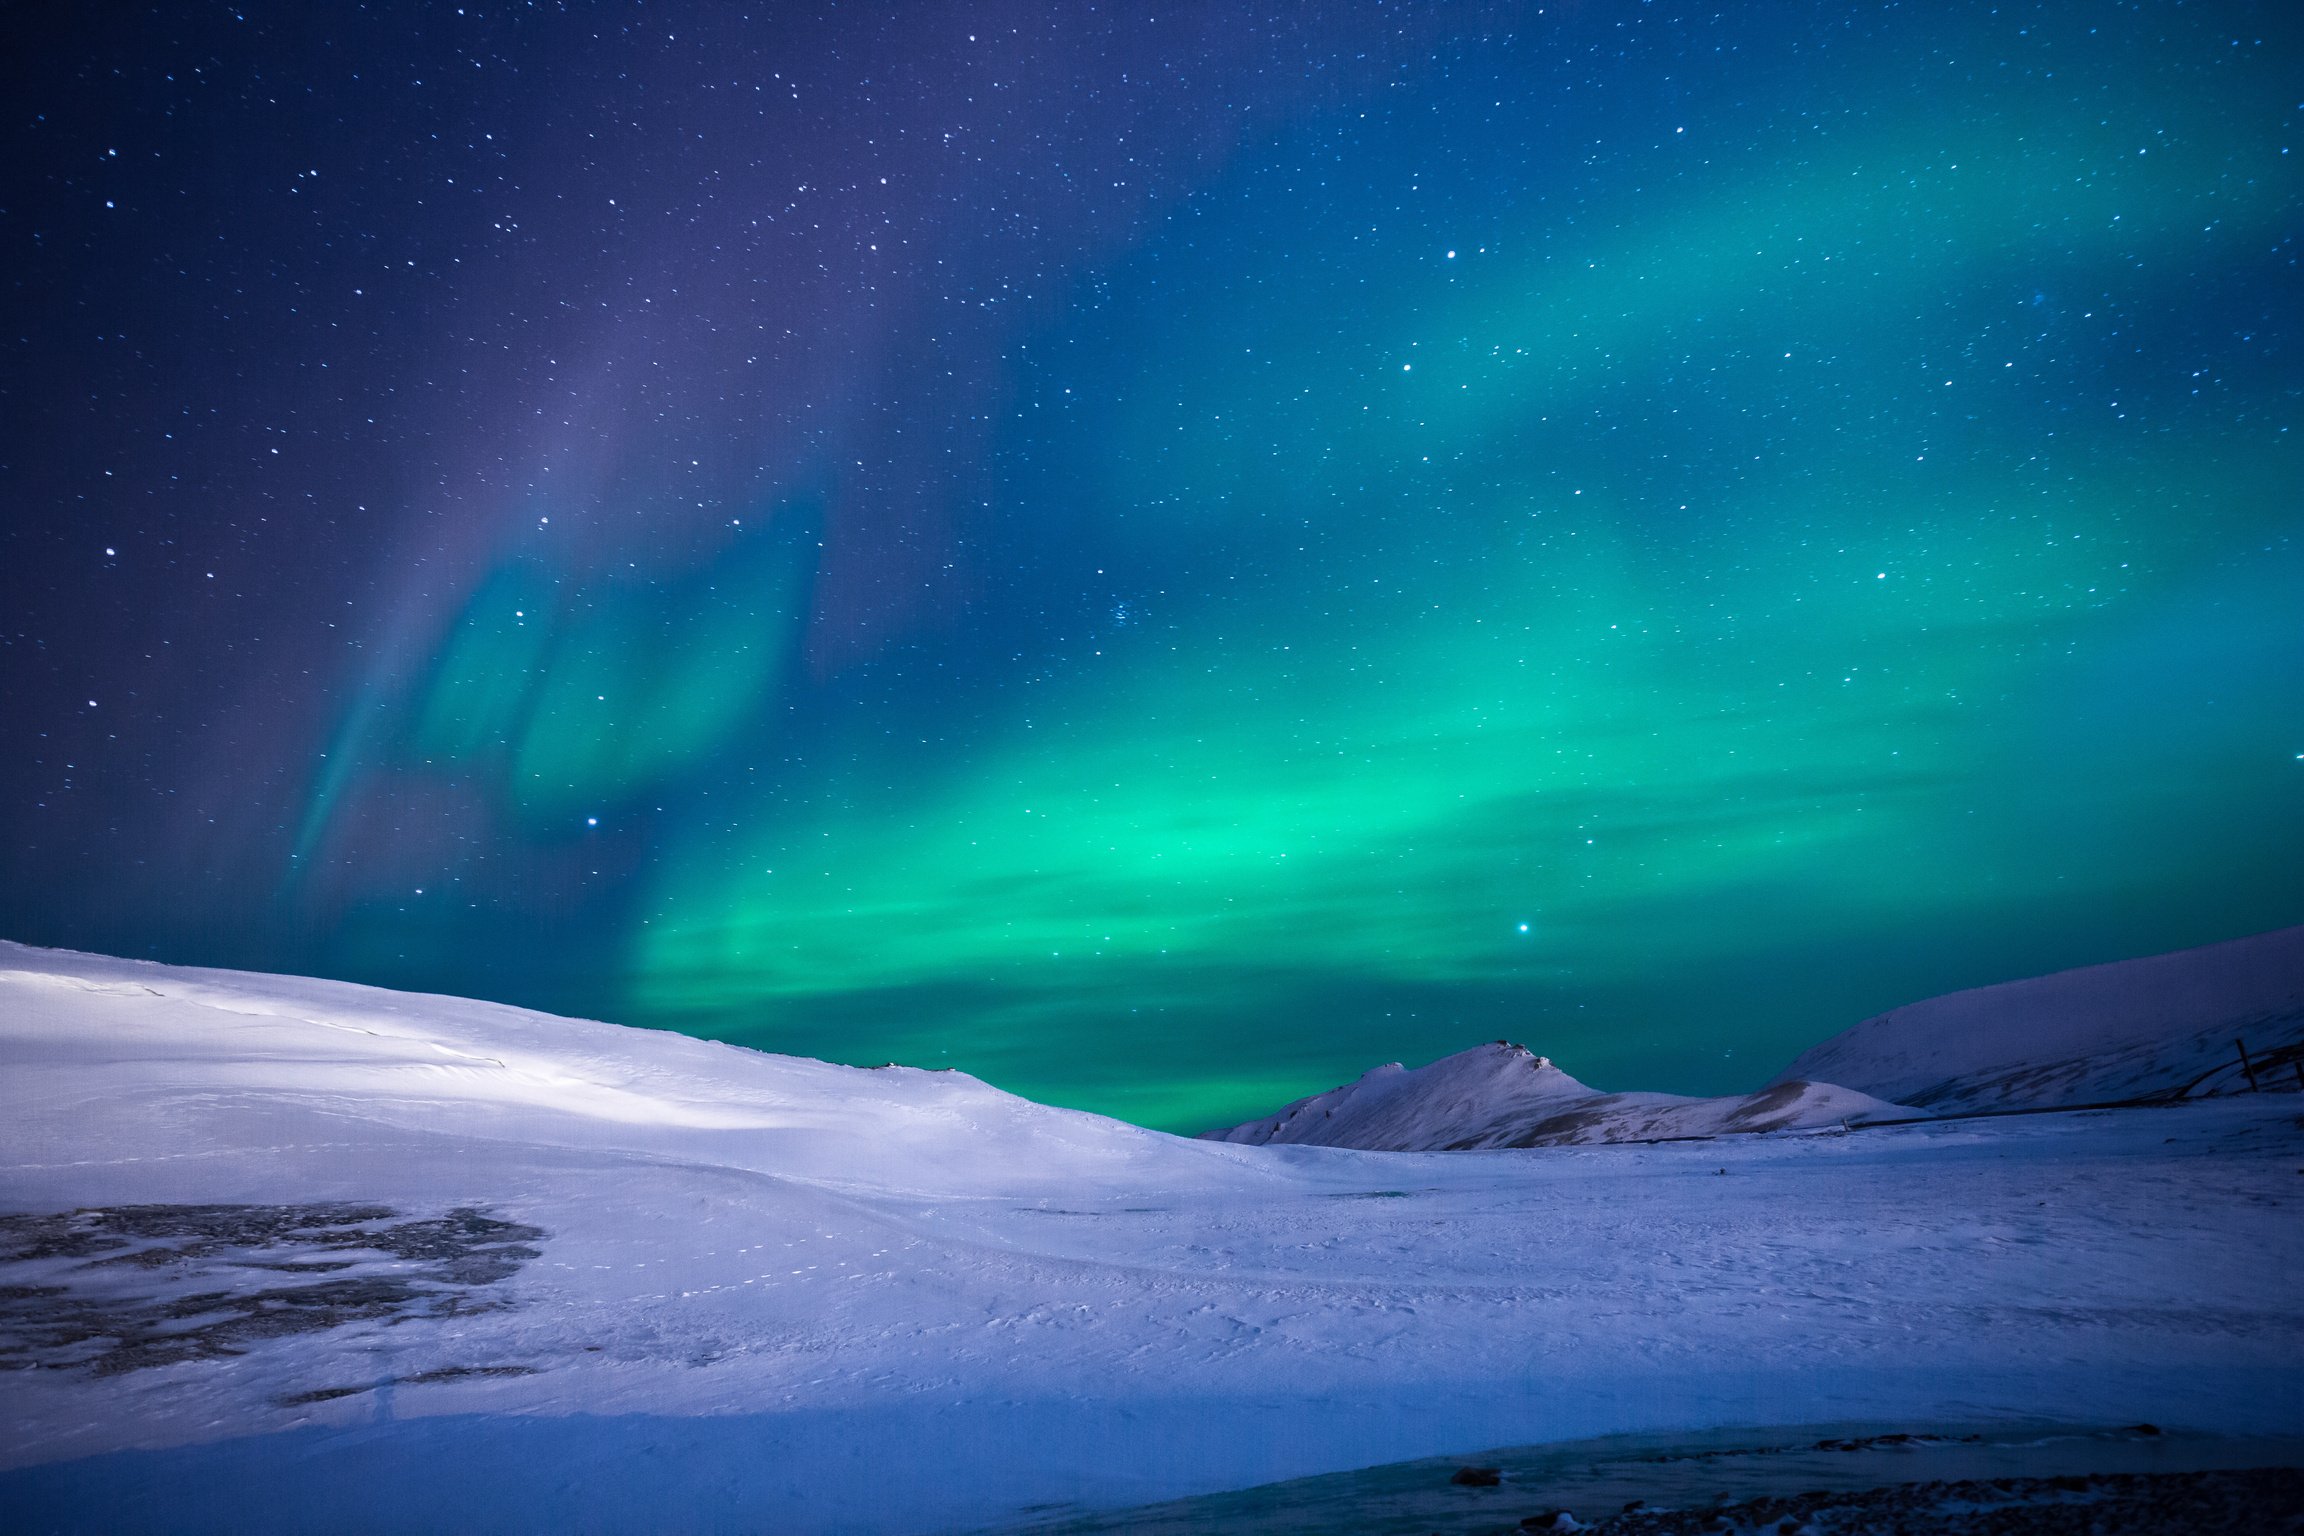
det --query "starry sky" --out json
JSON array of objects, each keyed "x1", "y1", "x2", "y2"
[{"x1": 4, "y1": 1, "x2": 2299, "y2": 1131}]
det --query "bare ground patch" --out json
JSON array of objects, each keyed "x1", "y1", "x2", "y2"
[{"x1": 0, "y1": 1203, "x2": 544, "y2": 1376}]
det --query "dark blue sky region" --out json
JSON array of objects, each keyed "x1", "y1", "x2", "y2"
[{"x1": 3, "y1": 1, "x2": 2299, "y2": 1128}]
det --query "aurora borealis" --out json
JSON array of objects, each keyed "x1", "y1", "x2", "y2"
[{"x1": 5, "y1": 2, "x2": 2299, "y2": 1130}]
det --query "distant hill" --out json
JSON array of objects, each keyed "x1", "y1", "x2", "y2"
[
  {"x1": 1200, "y1": 1041, "x2": 1905, "y2": 1150},
  {"x1": 1767, "y1": 925, "x2": 2304, "y2": 1114},
  {"x1": 1207, "y1": 925, "x2": 2304, "y2": 1149}
]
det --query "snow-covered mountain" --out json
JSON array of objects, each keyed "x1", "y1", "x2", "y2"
[
  {"x1": 3, "y1": 938, "x2": 2301, "y2": 1535},
  {"x1": 1210, "y1": 925, "x2": 2304, "y2": 1151},
  {"x1": 1201, "y1": 1042, "x2": 1908, "y2": 1150},
  {"x1": 1769, "y1": 925, "x2": 2304, "y2": 1114}
]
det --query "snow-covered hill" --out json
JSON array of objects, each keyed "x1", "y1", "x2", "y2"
[
  {"x1": 1201, "y1": 1042, "x2": 1908, "y2": 1150},
  {"x1": 3, "y1": 939, "x2": 2301, "y2": 1534},
  {"x1": 1769, "y1": 925, "x2": 2304, "y2": 1113},
  {"x1": 1209, "y1": 927, "x2": 2304, "y2": 1150}
]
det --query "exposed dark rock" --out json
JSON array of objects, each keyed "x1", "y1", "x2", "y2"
[
  {"x1": 0, "y1": 1202, "x2": 545, "y2": 1376},
  {"x1": 277, "y1": 1385, "x2": 370, "y2": 1405},
  {"x1": 1559, "y1": 1466, "x2": 2304, "y2": 1534},
  {"x1": 401, "y1": 1364, "x2": 540, "y2": 1384}
]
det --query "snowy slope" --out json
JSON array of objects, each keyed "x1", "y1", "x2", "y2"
[
  {"x1": 3, "y1": 940, "x2": 2302, "y2": 1535},
  {"x1": 1769, "y1": 925, "x2": 2304, "y2": 1113},
  {"x1": 1201, "y1": 1041, "x2": 1909, "y2": 1149}
]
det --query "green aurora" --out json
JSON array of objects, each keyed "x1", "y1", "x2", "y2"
[{"x1": 289, "y1": 5, "x2": 2302, "y2": 1129}]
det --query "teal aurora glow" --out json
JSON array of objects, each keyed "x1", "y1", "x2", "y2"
[{"x1": 7, "y1": 1, "x2": 2298, "y2": 1131}]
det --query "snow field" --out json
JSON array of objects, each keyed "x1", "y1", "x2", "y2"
[{"x1": 2, "y1": 941, "x2": 2300, "y2": 1532}]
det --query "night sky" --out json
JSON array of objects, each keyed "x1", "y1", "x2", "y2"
[{"x1": 4, "y1": 2, "x2": 2299, "y2": 1131}]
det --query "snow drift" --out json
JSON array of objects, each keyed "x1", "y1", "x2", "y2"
[
  {"x1": 1201, "y1": 1042, "x2": 1908, "y2": 1150},
  {"x1": 1770, "y1": 924, "x2": 2304, "y2": 1113}
]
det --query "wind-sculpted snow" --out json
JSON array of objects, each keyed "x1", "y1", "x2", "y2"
[
  {"x1": 2, "y1": 940, "x2": 2301, "y2": 1534},
  {"x1": 1770, "y1": 925, "x2": 2304, "y2": 1113},
  {"x1": 1201, "y1": 1042, "x2": 1910, "y2": 1150}
]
